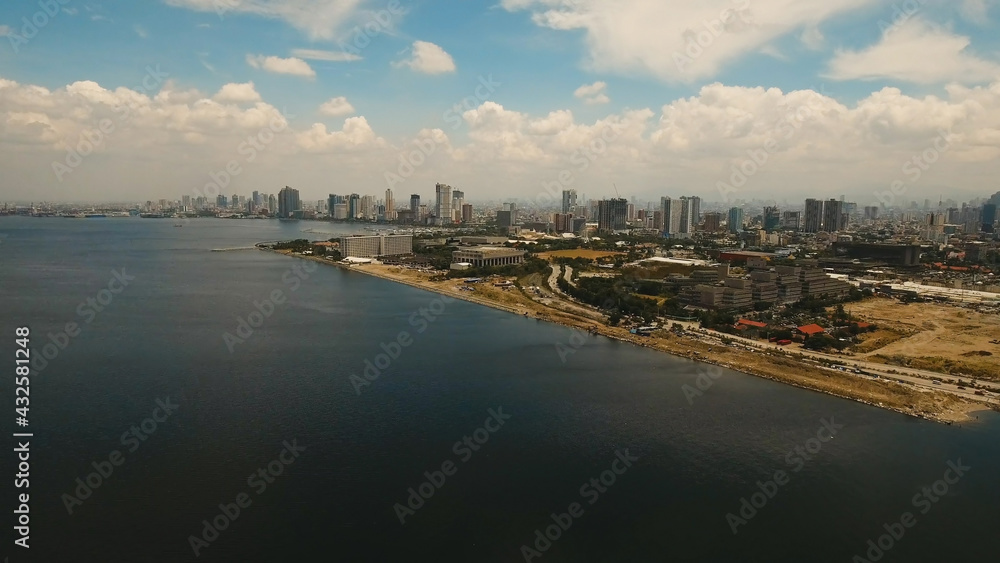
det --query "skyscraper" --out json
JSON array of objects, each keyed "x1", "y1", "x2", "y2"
[
  {"x1": 452, "y1": 189, "x2": 464, "y2": 222},
  {"x1": 385, "y1": 189, "x2": 395, "y2": 221},
  {"x1": 277, "y1": 186, "x2": 300, "y2": 219},
  {"x1": 348, "y1": 193, "x2": 360, "y2": 219},
  {"x1": 462, "y1": 203, "x2": 473, "y2": 223},
  {"x1": 435, "y1": 183, "x2": 453, "y2": 225},
  {"x1": 728, "y1": 207, "x2": 744, "y2": 234},
  {"x1": 597, "y1": 198, "x2": 628, "y2": 232},
  {"x1": 410, "y1": 194, "x2": 420, "y2": 217},
  {"x1": 823, "y1": 198, "x2": 844, "y2": 232},
  {"x1": 328, "y1": 194, "x2": 339, "y2": 217},
  {"x1": 804, "y1": 199, "x2": 824, "y2": 233},
  {"x1": 662, "y1": 197, "x2": 684, "y2": 235},
  {"x1": 763, "y1": 206, "x2": 781, "y2": 231},
  {"x1": 562, "y1": 189, "x2": 577, "y2": 214}
]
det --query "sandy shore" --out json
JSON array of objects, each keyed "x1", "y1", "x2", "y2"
[{"x1": 267, "y1": 249, "x2": 989, "y2": 425}]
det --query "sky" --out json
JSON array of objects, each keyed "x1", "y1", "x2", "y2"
[{"x1": 1, "y1": 0, "x2": 1000, "y2": 207}]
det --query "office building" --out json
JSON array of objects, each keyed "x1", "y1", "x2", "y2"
[
  {"x1": 703, "y1": 212, "x2": 722, "y2": 232},
  {"x1": 277, "y1": 186, "x2": 300, "y2": 219},
  {"x1": 435, "y1": 183, "x2": 453, "y2": 225},
  {"x1": 728, "y1": 207, "x2": 744, "y2": 234},
  {"x1": 496, "y1": 210, "x2": 513, "y2": 227},
  {"x1": 804, "y1": 199, "x2": 824, "y2": 233},
  {"x1": 562, "y1": 190, "x2": 577, "y2": 214},
  {"x1": 597, "y1": 198, "x2": 628, "y2": 232},
  {"x1": 823, "y1": 198, "x2": 846, "y2": 232},
  {"x1": 385, "y1": 189, "x2": 395, "y2": 221},
  {"x1": 781, "y1": 211, "x2": 801, "y2": 231},
  {"x1": 763, "y1": 206, "x2": 781, "y2": 231},
  {"x1": 662, "y1": 197, "x2": 685, "y2": 235},
  {"x1": 348, "y1": 194, "x2": 360, "y2": 219}
]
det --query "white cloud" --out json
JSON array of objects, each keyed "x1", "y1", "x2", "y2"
[
  {"x1": 5, "y1": 73, "x2": 1000, "y2": 204},
  {"x1": 134, "y1": 24, "x2": 148, "y2": 38},
  {"x1": 573, "y1": 81, "x2": 610, "y2": 104},
  {"x1": 392, "y1": 41, "x2": 456, "y2": 74},
  {"x1": 319, "y1": 96, "x2": 355, "y2": 116},
  {"x1": 825, "y1": 18, "x2": 1000, "y2": 84},
  {"x1": 292, "y1": 48, "x2": 362, "y2": 62},
  {"x1": 296, "y1": 117, "x2": 386, "y2": 151},
  {"x1": 213, "y1": 82, "x2": 262, "y2": 104},
  {"x1": 502, "y1": 0, "x2": 878, "y2": 82},
  {"x1": 246, "y1": 54, "x2": 316, "y2": 78},
  {"x1": 163, "y1": 0, "x2": 392, "y2": 41}
]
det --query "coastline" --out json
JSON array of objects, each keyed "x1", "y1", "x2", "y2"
[{"x1": 264, "y1": 248, "x2": 988, "y2": 425}]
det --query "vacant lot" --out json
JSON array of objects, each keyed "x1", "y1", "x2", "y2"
[
  {"x1": 847, "y1": 298, "x2": 1000, "y2": 380},
  {"x1": 538, "y1": 249, "x2": 624, "y2": 260}
]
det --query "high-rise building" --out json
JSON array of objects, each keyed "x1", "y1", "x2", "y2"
[
  {"x1": 561, "y1": 189, "x2": 577, "y2": 214},
  {"x1": 703, "y1": 212, "x2": 722, "y2": 232},
  {"x1": 328, "y1": 194, "x2": 340, "y2": 217},
  {"x1": 662, "y1": 197, "x2": 684, "y2": 235},
  {"x1": 496, "y1": 210, "x2": 513, "y2": 227},
  {"x1": 597, "y1": 198, "x2": 628, "y2": 232},
  {"x1": 462, "y1": 203, "x2": 473, "y2": 223},
  {"x1": 277, "y1": 186, "x2": 300, "y2": 219},
  {"x1": 823, "y1": 198, "x2": 845, "y2": 232},
  {"x1": 804, "y1": 199, "x2": 824, "y2": 233},
  {"x1": 360, "y1": 195, "x2": 375, "y2": 220},
  {"x1": 267, "y1": 194, "x2": 276, "y2": 213},
  {"x1": 452, "y1": 190, "x2": 464, "y2": 222},
  {"x1": 728, "y1": 207, "x2": 744, "y2": 234},
  {"x1": 435, "y1": 183, "x2": 453, "y2": 225},
  {"x1": 410, "y1": 194, "x2": 420, "y2": 213},
  {"x1": 763, "y1": 206, "x2": 781, "y2": 231},
  {"x1": 348, "y1": 194, "x2": 360, "y2": 219},
  {"x1": 782, "y1": 211, "x2": 801, "y2": 230},
  {"x1": 983, "y1": 204, "x2": 998, "y2": 232},
  {"x1": 385, "y1": 189, "x2": 395, "y2": 221}
]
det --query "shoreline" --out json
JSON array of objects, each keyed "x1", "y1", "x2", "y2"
[{"x1": 264, "y1": 248, "x2": 989, "y2": 425}]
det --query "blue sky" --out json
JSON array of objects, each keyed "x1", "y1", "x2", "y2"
[{"x1": 2, "y1": 0, "x2": 1000, "y2": 204}]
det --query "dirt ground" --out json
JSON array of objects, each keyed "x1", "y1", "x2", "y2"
[{"x1": 847, "y1": 298, "x2": 1000, "y2": 380}]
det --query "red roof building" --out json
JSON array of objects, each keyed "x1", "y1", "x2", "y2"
[
  {"x1": 796, "y1": 324, "x2": 826, "y2": 337},
  {"x1": 737, "y1": 319, "x2": 768, "y2": 329}
]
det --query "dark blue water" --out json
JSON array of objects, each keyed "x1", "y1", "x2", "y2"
[{"x1": 1, "y1": 217, "x2": 998, "y2": 562}]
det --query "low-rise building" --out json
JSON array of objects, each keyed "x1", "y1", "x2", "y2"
[{"x1": 451, "y1": 246, "x2": 526, "y2": 268}]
